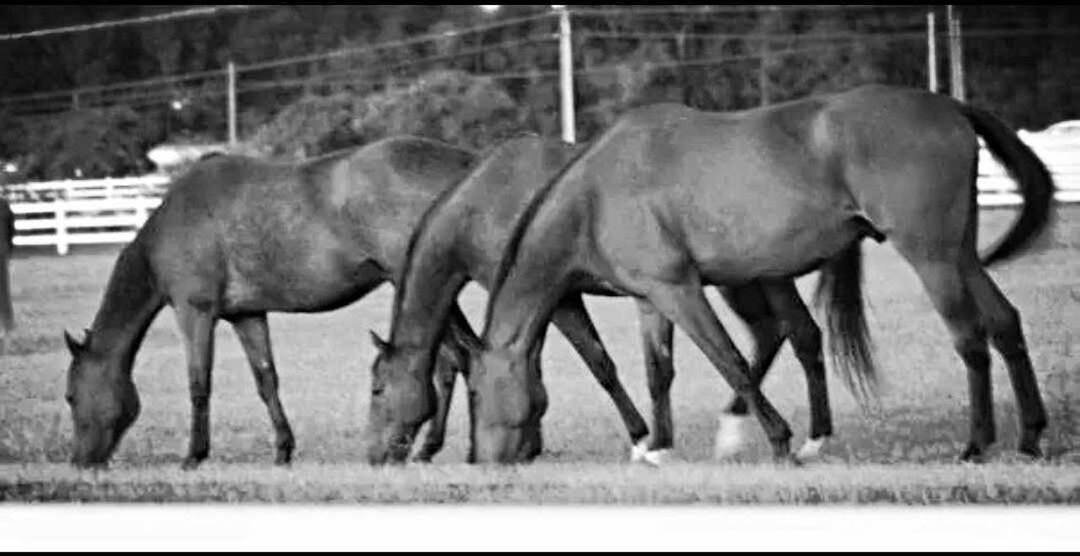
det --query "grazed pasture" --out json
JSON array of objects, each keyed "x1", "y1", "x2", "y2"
[{"x1": 0, "y1": 206, "x2": 1078, "y2": 503}]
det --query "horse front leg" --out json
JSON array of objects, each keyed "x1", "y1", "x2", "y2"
[
  {"x1": 175, "y1": 302, "x2": 217, "y2": 470},
  {"x1": 551, "y1": 294, "x2": 650, "y2": 460},
  {"x1": 230, "y1": 313, "x2": 296, "y2": 466}
]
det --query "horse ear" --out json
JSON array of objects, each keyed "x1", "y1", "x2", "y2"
[
  {"x1": 369, "y1": 330, "x2": 392, "y2": 354},
  {"x1": 63, "y1": 329, "x2": 85, "y2": 354}
]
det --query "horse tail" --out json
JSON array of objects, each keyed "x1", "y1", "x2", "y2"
[
  {"x1": 814, "y1": 242, "x2": 878, "y2": 408},
  {"x1": 960, "y1": 105, "x2": 1056, "y2": 267}
]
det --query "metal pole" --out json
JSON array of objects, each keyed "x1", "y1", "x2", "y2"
[
  {"x1": 556, "y1": 6, "x2": 576, "y2": 145},
  {"x1": 759, "y1": 38, "x2": 770, "y2": 106},
  {"x1": 954, "y1": 9, "x2": 965, "y2": 102},
  {"x1": 947, "y1": 5, "x2": 965, "y2": 102},
  {"x1": 227, "y1": 60, "x2": 238, "y2": 147},
  {"x1": 927, "y1": 10, "x2": 938, "y2": 93}
]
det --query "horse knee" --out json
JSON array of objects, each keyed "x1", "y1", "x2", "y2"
[
  {"x1": 954, "y1": 333, "x2": 991, "y2": 371},
  {"x1": 985, "y1": 304, "x2": 1028, "y2": 359}
]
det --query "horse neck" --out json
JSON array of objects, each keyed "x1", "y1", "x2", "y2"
[
  {"x1": 389, "y1": 216, "x2": 470, "y2": 353},
  {"x1": 87, "y1": 238, "x2": 166, "y2": 376},
  {"x1": 482, "y1": 202, "x2": 582, "y2": 358}
]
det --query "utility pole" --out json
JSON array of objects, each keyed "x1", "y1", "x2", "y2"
[
  {"x1": 947, "y1": 5, "x2": 965, "y2": 101},
  {"x1": 927, "y1": 9, "x2": 938, "y2": 93},
  {"x1": 555, "y1": 5, "x2": 576, "y2": 144}
]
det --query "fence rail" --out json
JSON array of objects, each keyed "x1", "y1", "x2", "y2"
[
  {"x1": 2, "y1": 177, "x2": 167, "y2": 255},
  {"x1": 1, "y1": 145, "x2": 1078, "y2": 255}
]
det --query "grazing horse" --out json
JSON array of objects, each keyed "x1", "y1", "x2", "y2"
[
  {"x1": 466, "y1": 84, "x2": 1054, "y2": 464},
  {"x1": 1, "y1": 198, "x2": 14, "y2": 344},
  {"x1": 62, "y1": 136, "x2": 485, "y2": 469},
  {"x1": 366, "y1": 134, "x2": 833, "y2": 465}
]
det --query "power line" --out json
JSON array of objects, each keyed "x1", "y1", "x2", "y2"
[
  {"x1": 0, "y1": 5, "x2": 267, "y2": 42},
  {"x1": 571, "y1": 5, "x2": 927, "y2": 17},
  {"x1": 0, "y1": 9, "x2": 559, "y2": 107},
  {"x1": 3, "y1": 18, "x2": 1077, "y2": 116},
  {"x1": 237, "y1": 11, "x2": 557, "y2": 74}
]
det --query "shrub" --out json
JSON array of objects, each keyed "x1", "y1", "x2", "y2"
[{"x1": 247, "y1": 69, "x2": 525, "y2": 159}]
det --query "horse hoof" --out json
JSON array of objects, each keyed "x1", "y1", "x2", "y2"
[
  {"x1": 958, "y1": 445, "x2": 987, "y2": 464},
  {"x1": 180, "y1": 458, "x2": 204, "y2": 471},
  {"x1": 411, "y1": 454, "x2": 435, "y2": 465},
  {"x1": 713, "y1": 414, "x2": 750, "y2": 461},
  {"x1": 630, "y1": 440, "x2": 650, "y2": 463},
  {"x1": 643, "y1": 449, "x2": 672, "y2": 467},
  {"x1": 795, "y1": 437, "x2": 829, "y2": 463},
  {"x1": 773, "y1": 454, "x2": 802, "y2": 468},
  {"x1": 1019, "y1": 444, "x2": 1045, "y2": 461}
]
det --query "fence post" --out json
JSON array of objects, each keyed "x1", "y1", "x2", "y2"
[
  {"x1": 228, "y1": 60, "x2": 238, "y2": 147},
  {"x1": 135, "y1": 197, "x2": 150, "y2": 228},
  {"x1": 55, "y1": 199, "x2": 68, "y2": 256},
  {"x1": 927, "y1": 9, "x2": 938, "y2": 93},
  {"x1": 555, "y1": 5, "x2": 576, "y2": 145}
]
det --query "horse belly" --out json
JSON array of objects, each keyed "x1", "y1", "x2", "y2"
[
  {"x1": 223, "y1": 252, "x2": 383, "y2": 314},
  {"x1": 692, "y1": 209, "x2": 861, "y2": 284}
]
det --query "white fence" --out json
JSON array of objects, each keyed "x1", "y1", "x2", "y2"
[
  {"x1": 2, "y1": 176, "x2": 168, "y2": 255},
  {"x1": 1, "y1": 145, "x2": 1078, "y2": 255},
  {"x1": 977, "y1": 138, "x2": 1080, "y2": 206}
]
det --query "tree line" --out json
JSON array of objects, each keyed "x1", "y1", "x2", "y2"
[{"x1": 1, "y1": 5, "x2": 1077, "y2": 181}]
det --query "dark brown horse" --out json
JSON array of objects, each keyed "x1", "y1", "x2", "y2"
[
  {"x1": 365, "y1": 133, "x2": 833, "y2": 465},
  {"x1": 0, "y1": 198, "x2": 14, "y2": 347},
  {"x1": 465, "y1": 84, "x2": 1054, "y2": 464},
  {"x1": 62, "y1": 136, "x2": 485, "y2": 469}
]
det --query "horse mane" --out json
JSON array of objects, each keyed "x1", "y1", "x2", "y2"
[
  {"x1": 386, "y1": 142, "x2": 482, "y2": 344},
  {"x1": 481, "y1": 137, "x2": 602, "y2": 336}
]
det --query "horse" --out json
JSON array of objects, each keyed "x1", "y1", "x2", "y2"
[
  {"x1": 1, "y1": 197, "x2": 14, "y2": 348},
  {"x1": 62, "y1": 135, "x2": 490, "y2": 469},
  {"x1": 366, "y1": 133, "x2": 835, "y2": 465},
  {"x1": 464, "y1": 84, "x2": 1054, "y2": 464}
]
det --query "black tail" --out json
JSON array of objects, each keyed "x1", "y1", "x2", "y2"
[
  {"x1": 814, "y1": 243, "x2": 878, "y2": 408},
  {"x1": 961, "y1": 105, "x2": 1056, "y2": 266}
]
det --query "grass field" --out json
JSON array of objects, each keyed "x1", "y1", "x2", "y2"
[{"x1": 1, "y1": 206, "x2": 1079, "y2": 504}]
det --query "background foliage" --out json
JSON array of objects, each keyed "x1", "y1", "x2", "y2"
[{"x1": 1, "y1": 5, "x2": 1078, "y2": 179}]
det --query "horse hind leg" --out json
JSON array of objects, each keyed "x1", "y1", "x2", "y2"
[
  {"x1": 760, "y1": 280, "x2": 833, "y2": 462},
  {"x1": 640, "y1": 275, "x2": 795, "y2": 463},
  {"x1": 714, "y1": 281, "x2": 833, "y2": 463},
  {"x1": 904, "y1": 256, "x2": 996, "y2": 462},
  {"x1": 230, "y1": 314, "x2": 296, "y2": 466},
  {"x1": 634, "y1": 300, "x2": 675, "y2": 465},
  {"x1": 713, "y1": 283, "x2": 786, "y2": 461},
  {"x1": 175, "y1": 302, "x2": 218, "y2": 470},
  {"x1": 965, "y1": 265, "x2": 1047, "y2": 459}
]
